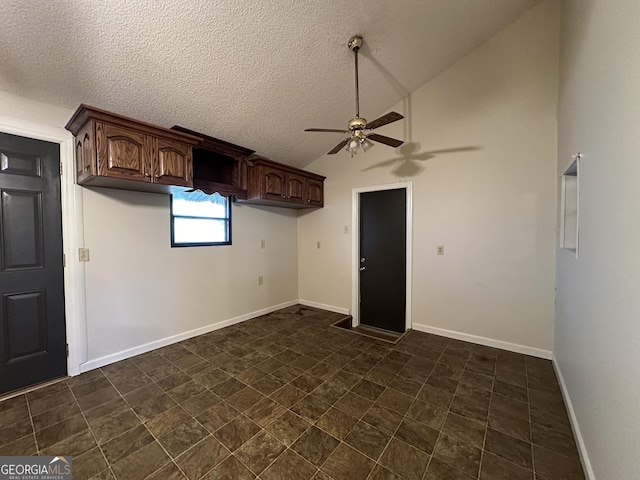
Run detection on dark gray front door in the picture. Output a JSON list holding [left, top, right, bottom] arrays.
[[0, 132, 66, 394], [359, 188, 406, 333]]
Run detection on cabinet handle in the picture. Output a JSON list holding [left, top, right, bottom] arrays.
[[144, 173, 151, 178], [307, 199, 310, 203], [84, 165, 91, 171], [282, 195, 286, 199]]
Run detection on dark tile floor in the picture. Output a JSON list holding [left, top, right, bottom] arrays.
[[0, 306, 585, 480]]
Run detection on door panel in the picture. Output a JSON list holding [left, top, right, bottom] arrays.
[[359, 188, 406, 333], [4, 290, 47, 362], [286, 172, 305, 204], [155, 137, 192, 187], [0, 150, 42, 177], [1, 190, 44, 270], [305, 178, 324, 207], [76, 123, 95, 183], [262, 167, 286, 201], [96, 122, 148, 181], [0, 132, 66, 394]]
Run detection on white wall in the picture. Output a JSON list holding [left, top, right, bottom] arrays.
[[83, 191, 298, 361], [0, 91, 300, 368], [298, 0, 559, 355], [556, 1, 640, 478], [0, 91, 72, 128]]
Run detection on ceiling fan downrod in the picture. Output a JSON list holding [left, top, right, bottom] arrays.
[[348, 36, 363, 118]]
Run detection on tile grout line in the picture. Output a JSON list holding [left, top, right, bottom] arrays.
[[23, 394, 39, 456], [123, 353, 230, 480], [369, 336, 436, 480], [525, 360, 537, 480], [100, 361, 203, 480], [424, 340, 474, 479], [478, 360, 495, 480], [267, 338, 397, 479], [66, 376, 117, 480]]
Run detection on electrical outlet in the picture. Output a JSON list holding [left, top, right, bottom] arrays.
[[260, 239, 266, 249], [257, 275, 264, 285], [437, 245, 445, 256], [78, 248, 90, 262]]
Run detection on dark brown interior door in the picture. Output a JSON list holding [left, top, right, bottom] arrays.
[[359, 188, 406, 333], [0, 132, 66, 395]]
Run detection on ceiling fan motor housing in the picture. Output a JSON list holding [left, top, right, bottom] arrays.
[[348, 117, 367, 132]]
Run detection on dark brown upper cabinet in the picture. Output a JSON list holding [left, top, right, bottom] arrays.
[[242, 157, 325, 209], [171, 126, 255, 200], [66, 105, 201, 194]]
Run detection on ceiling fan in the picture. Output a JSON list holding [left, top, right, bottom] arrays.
[[305, 36, 405, 156]]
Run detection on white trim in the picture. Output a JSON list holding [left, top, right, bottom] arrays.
[[412, 322, 552, 359], [80, 300, 298, 372], [0, 116, 88, 377], [298, 299, 350, 315], [552, 355, 596, 480], [351, 182, 413, 331]]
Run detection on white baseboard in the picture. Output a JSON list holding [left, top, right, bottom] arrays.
[[79, 300, 298, 373], [412, 323, 552, 359], [552, 355, 596, 480], [298, 299, 350, 316]]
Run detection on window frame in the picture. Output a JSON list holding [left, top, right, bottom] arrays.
[[170, 191, 232, 247]]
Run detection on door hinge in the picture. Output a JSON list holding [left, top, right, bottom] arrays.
[[60, 161, 63, 176], [66, 344, 69, 357], [63, 253, 66, 268]]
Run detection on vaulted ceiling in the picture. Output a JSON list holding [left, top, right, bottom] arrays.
[[1, 0, 538, 167]]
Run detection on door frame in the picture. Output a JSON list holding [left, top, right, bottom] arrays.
[[0, 114, 87, 377], [351, 182, 412, 331]]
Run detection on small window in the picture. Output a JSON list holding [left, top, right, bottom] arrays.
[[171, 191, 231, 246]]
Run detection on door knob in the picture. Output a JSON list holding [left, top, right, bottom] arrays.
[[360, 266, 366, 271]]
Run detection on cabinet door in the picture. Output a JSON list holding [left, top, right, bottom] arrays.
[[286, 172, 306, 205], [96, 122, 150, 181], [261, 166, 287, 201], [305, 177, 324, 207], [154, 137, 192, 187], [75, 122, 95, 183]]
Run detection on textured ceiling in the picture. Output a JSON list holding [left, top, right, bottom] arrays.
[[1, 0, 538, 168]]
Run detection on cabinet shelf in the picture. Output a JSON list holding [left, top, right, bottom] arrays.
[[172, 126, 254, 200]]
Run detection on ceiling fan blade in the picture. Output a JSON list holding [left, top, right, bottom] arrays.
[[366, 111, 404, 130], [368, 134, 404, 148], [305, 128, 349, 133], [328, 138, 350, 154]]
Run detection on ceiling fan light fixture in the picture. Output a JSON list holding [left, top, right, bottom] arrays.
[[346, 138, 360, 157], [345, 135, 374, 156], [361, 137, 374, 152]]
